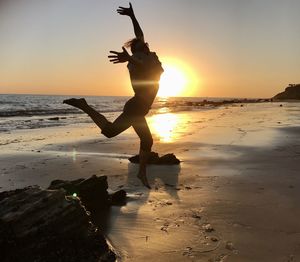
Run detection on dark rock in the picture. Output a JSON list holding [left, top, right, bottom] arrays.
[[157, 153, 180, 165], [0, 186, 116, 262], [48, 117, 59, 121], [273, 84, 300, 100], [129, 152, 180, 165], [128, 155, 139, 163], [48, 175, 127, 211], [48, 177, 85, 192], [128, 151, 160, 164], [48, 175, 110, 212], [109, 190, 127, 206]]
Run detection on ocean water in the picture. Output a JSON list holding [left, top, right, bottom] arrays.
[[0, 94, 232, 132]]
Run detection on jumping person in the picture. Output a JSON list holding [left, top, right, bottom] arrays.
[[63, 3, 163, 188]]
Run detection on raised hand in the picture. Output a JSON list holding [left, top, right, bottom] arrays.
[[117, 2, 134, 17], [108, 47, 130, 64]]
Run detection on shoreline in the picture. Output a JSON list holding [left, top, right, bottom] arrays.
[[0, 94, 286, 133]]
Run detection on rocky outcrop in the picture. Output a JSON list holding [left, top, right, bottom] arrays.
[[273, 84, 300, 100], [48, 175, 109, 212], [0, 175, 127, 262], [0, 186, 116, 262], [48, 175, 126, 211], [129, 152, 180, 165]]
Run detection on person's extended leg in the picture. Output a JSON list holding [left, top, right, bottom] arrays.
[[132, 116, 153, 189], [63, 98, 109, 130], [64, 98, 133, 138]]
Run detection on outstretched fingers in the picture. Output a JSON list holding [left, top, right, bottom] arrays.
[[110, 60, 121, 64], [117, 7, 125, 12], [108, 56, 121, 64], [117, 3, 133, 16], [108, 48, 129, 64], [108, 52, 119, 63], [117, 7, 127, 15], [109, 51, 120, 55], [108, 51, 119, 61]]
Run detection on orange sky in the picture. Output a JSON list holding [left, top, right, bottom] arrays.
[[0, 0, 299, 98]]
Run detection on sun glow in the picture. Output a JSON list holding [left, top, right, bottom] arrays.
[[149, 113, 179, 142], [158, 58, 199, 97], [158, 65, 187, 97]]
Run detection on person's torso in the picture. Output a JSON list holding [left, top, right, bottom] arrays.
[[127, 51, 164, 105]]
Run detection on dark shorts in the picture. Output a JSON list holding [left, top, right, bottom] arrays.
[[123, 96, 150, 116], [101, 96, 153, 151]]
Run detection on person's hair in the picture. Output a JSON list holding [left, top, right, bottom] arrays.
[[124, 38, 149, 53]]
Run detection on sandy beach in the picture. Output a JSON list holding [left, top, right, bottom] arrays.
[[1, 102, 300, 261]]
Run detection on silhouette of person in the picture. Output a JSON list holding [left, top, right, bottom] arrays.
[[63, 3, 164, 188]]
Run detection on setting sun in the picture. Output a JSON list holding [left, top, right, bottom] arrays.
[[158, 65, 187, 97], [158, 58, 199, 97]]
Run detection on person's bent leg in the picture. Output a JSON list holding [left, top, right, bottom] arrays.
[[132, 117, 153, 189], [101, 112, 132, 138], [63, 98, 109, 130]]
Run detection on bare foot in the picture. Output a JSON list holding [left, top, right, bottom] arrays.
[[63, 98, 88, 110], [137, 173, 151, 189]]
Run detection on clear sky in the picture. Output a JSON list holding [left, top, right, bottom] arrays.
[[0, 0, 299, 98]]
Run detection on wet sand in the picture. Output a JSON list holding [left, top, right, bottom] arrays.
[[1, 102, 300, 261]]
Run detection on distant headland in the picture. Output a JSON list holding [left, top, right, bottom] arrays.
[[273, 84, 300, 100]]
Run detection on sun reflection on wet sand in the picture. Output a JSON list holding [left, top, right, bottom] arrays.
[[148, 113, 182, 143]]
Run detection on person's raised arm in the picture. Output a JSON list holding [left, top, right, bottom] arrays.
[[117, 3, 144, 42]]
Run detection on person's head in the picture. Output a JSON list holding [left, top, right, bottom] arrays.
[[125, 38, 150, 54]]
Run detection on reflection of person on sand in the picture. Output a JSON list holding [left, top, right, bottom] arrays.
[[63, 3, 163, 189]]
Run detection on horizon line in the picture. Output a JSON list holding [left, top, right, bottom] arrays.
[[0, 92, 270, 100]]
